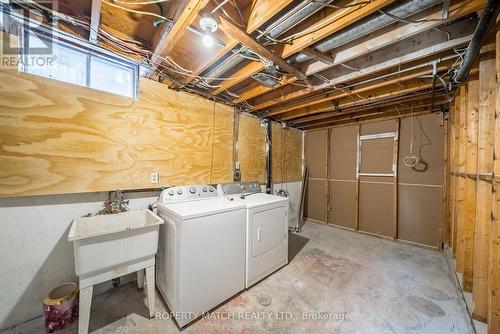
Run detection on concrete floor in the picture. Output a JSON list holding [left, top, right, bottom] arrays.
[[3, 222, 473, 334]]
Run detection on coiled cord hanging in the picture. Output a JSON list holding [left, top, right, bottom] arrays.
[[403, 105, 420, 168]]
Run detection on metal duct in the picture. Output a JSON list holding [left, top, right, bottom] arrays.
[[289, 0, 442, 64], [453, 0, 500, 84], [205, 0, 333, 82]]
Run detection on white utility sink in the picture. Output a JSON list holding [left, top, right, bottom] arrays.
[[68, 209, 163, 334]]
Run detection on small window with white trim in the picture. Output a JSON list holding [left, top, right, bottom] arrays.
[[20, 30, 138, 99]]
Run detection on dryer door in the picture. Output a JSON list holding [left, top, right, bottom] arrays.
[[252, 205, 287, 256]]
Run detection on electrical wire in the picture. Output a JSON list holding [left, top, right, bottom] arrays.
[[377, 9, 451, 40], [311, 0, 372, 9], [14, 1, 152, 58], [274, 0, 370, 44], [111, 0, 170, 5], [102, 0, 173, 23]]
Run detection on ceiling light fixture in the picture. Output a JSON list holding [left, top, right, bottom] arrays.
[[200, 16, 217, 48]]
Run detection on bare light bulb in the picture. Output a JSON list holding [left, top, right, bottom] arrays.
[[202, 33, 213, 47]]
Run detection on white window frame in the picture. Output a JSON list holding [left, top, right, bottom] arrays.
[[19, 26, 139, 100]]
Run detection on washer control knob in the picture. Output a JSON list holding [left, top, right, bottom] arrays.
[[177, 188, 183, 195], [189, 187, 196, 194], [168, 190, 174, 196], [209, 187, 214, 192], [202, 187, 207, 192]]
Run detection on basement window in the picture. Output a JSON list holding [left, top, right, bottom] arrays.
[[20, 30, 138, 99]]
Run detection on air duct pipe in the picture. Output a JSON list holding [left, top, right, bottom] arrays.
[[453, 0, 500, 84]]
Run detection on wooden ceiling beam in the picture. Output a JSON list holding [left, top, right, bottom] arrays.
[[246, 0, 295, 34], [301, 47, 335, 65], [289, 81, 438, 124], [268, 64, 450, 116], [250, 32, 473, 111], [237, 0, 484, 104], [212, 0, 397, 95], [180, 0, 294, 86], [146, 0, 211, 78], [89, 0, 102, 43], [218, 16, 312, 88], [300, 100, 448, 129]]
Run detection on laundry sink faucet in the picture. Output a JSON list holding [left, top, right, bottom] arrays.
[[100, 189, 129, 214]]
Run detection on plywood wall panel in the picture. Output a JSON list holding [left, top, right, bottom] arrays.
[[329, 180, 356, 229], [398, 113, 443, 185], [304, 129, 327, 179], [358, 177, 393, 237], [305, 179, 326, 222], [238, 114, 265, 183], [0, 70, 235, 196], [398, 184, 442, 248], [330, 125, 357, 180], [272, 123, 302, 182]]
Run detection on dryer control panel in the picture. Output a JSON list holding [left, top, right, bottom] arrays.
[[217, 182, 262, 196], [159, 185, 217, 203]]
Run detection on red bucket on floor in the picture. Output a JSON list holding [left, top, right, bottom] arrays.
[[43, 282, 79, 333]]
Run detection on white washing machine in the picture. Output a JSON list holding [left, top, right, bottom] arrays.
[[156, 185, 246, 327], [218, 182, 289, 288]]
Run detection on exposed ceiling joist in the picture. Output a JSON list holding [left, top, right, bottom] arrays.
[[246, 0, 295, 34], [236, 0, 484, 104], [251, 32, 473, 111], [301, 101, 447, 129], [297, 91, 446, 127], [89, 0, 102, 43], [218, 16, 313, 88], [288, 80, 437, 124], [180, 0, 294, 86], [146, 0, 211, 78], [212, 0, 397, 95], [269, 64, 450, 116], [300, 47, 335, 65]]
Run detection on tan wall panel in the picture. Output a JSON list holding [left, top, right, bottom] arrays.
[[0, 70, 234, 196], [238, 114, 265, 183], [330, 125, 357, 180], [358, 177, 393, 237], [398, 184, 442, 248], [359, 137, 394, 174], [272, 123, 302, 182], [360, 119, 396, 135], [398, 113, 443, 185], [305, 179, 326, 222], [329, 180, 356, 229], [304, 129, 327, 178]]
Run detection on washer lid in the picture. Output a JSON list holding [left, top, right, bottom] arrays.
[[158, 197, 245, 220], [225, 193, 288, 209]]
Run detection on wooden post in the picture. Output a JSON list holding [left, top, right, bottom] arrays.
[[463, 73, 479, 292], [443, 114, 448, 247], [488, 29, 500, 334], [326, 128, 332, 223], [472, 45, 496, 323], [449, 101, 457, 252], [456, 85, 468, 274], [355, 124, 361, 231], [393, 118, 400, 240]]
